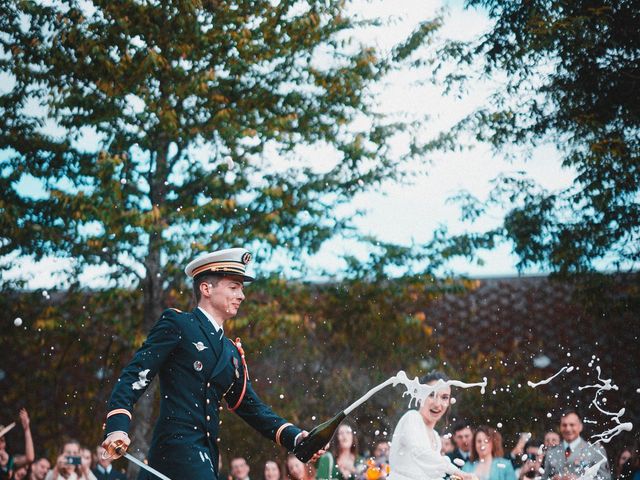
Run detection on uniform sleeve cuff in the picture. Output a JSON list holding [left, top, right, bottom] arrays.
[[279, 424, 303, 451], [104, 410, 132, 438]]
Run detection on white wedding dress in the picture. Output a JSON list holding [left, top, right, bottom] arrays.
[[388, 409, 463, 480]]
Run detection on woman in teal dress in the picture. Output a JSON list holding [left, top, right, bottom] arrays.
[[316, 423, 365, 480], [462, 426, 516, 480]]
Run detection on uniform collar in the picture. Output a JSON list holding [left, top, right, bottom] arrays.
[[563, 437, 582, 451], [97, 464, 112, 474], [198, 306, 223, 333]]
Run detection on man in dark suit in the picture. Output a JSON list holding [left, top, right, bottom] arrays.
[[447, 423, 473, 467], [542, 409, 610, 480], [101, 248, 322, 479], [93, 446, 127, 480]]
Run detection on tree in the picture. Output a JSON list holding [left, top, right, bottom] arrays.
[[0, 0, 442, 466], [433, 0, 640, 275], [0, 287, 142, 461], [3, 272, 638, 463], [0, 272, 445, 464]]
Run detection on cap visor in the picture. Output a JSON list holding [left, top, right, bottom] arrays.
[[194, 271, 254, 283]]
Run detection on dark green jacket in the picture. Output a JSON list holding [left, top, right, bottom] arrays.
[[105, 308, 301, 479]]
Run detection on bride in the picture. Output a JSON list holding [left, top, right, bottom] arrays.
[[388, 371, 477, 480]]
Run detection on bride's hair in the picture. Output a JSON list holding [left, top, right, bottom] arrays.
[[420, 370, 449, 384]]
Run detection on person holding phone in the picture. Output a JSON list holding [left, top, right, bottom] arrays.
[[509, 433, 532, 469], [45, 440, 96, 480], [518, 453, 543, 480], [0, 408, 35, 480]]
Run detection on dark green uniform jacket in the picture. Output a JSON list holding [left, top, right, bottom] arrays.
[[104, 308, 301, 480]]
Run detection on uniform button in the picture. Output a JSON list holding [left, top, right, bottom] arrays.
[[219, 406, 223, 411], [206, 415, 211, 421], [207, 382, 210, 388], [207, 432, 210, 437], [206, 399, 210, 404]]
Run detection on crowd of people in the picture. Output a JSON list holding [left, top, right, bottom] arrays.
[[217, 408, 637, 480], [0, 409, 127, 480], [77, 248, 637, 480], [1, 405, 639, 480], [439, 410, 633, 480], [1, 406, 635, 480], [197, 408, 639, 480]]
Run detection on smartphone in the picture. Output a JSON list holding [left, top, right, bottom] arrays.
[[66, 456, 81, 465]]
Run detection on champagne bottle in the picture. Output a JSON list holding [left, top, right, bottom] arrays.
[[293, 410, 346, 463], [293, 375, 398, 462]]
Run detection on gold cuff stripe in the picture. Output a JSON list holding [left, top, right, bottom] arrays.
[[194, 266, 246, 277], [275, 423, 293, 446], [106, 409, 132, 420], [192, 261, 246, 277]]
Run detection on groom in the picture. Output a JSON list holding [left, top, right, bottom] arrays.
[[101, 247, 322, 479]]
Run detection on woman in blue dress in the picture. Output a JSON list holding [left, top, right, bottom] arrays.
[[462, 426, 516, 480]]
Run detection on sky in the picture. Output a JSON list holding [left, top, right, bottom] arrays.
[[3, 0, 577, 289], [282, 0, 576, 279]]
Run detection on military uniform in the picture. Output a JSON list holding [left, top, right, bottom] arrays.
[[104, 248, 302, 480], [542, 439, 610, 480]]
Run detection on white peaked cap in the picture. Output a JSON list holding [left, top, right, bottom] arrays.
[[185, 247, 254, 282]]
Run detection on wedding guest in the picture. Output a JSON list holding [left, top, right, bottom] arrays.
[[462, 426, 516, 480]]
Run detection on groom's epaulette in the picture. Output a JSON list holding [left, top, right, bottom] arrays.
[[161, 307, 190, 320]]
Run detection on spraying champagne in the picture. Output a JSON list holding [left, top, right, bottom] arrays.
[[293, 377, 396, 462], [293, 371, 488, 463]]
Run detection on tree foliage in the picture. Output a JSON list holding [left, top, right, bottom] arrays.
[[0, 286, 141, 466], [434, 0, 640, 275], [0, 275, 444, 465], [0, 0, 442, 462], [0, 0, 417, 279], [4, 274, 637, 469]]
